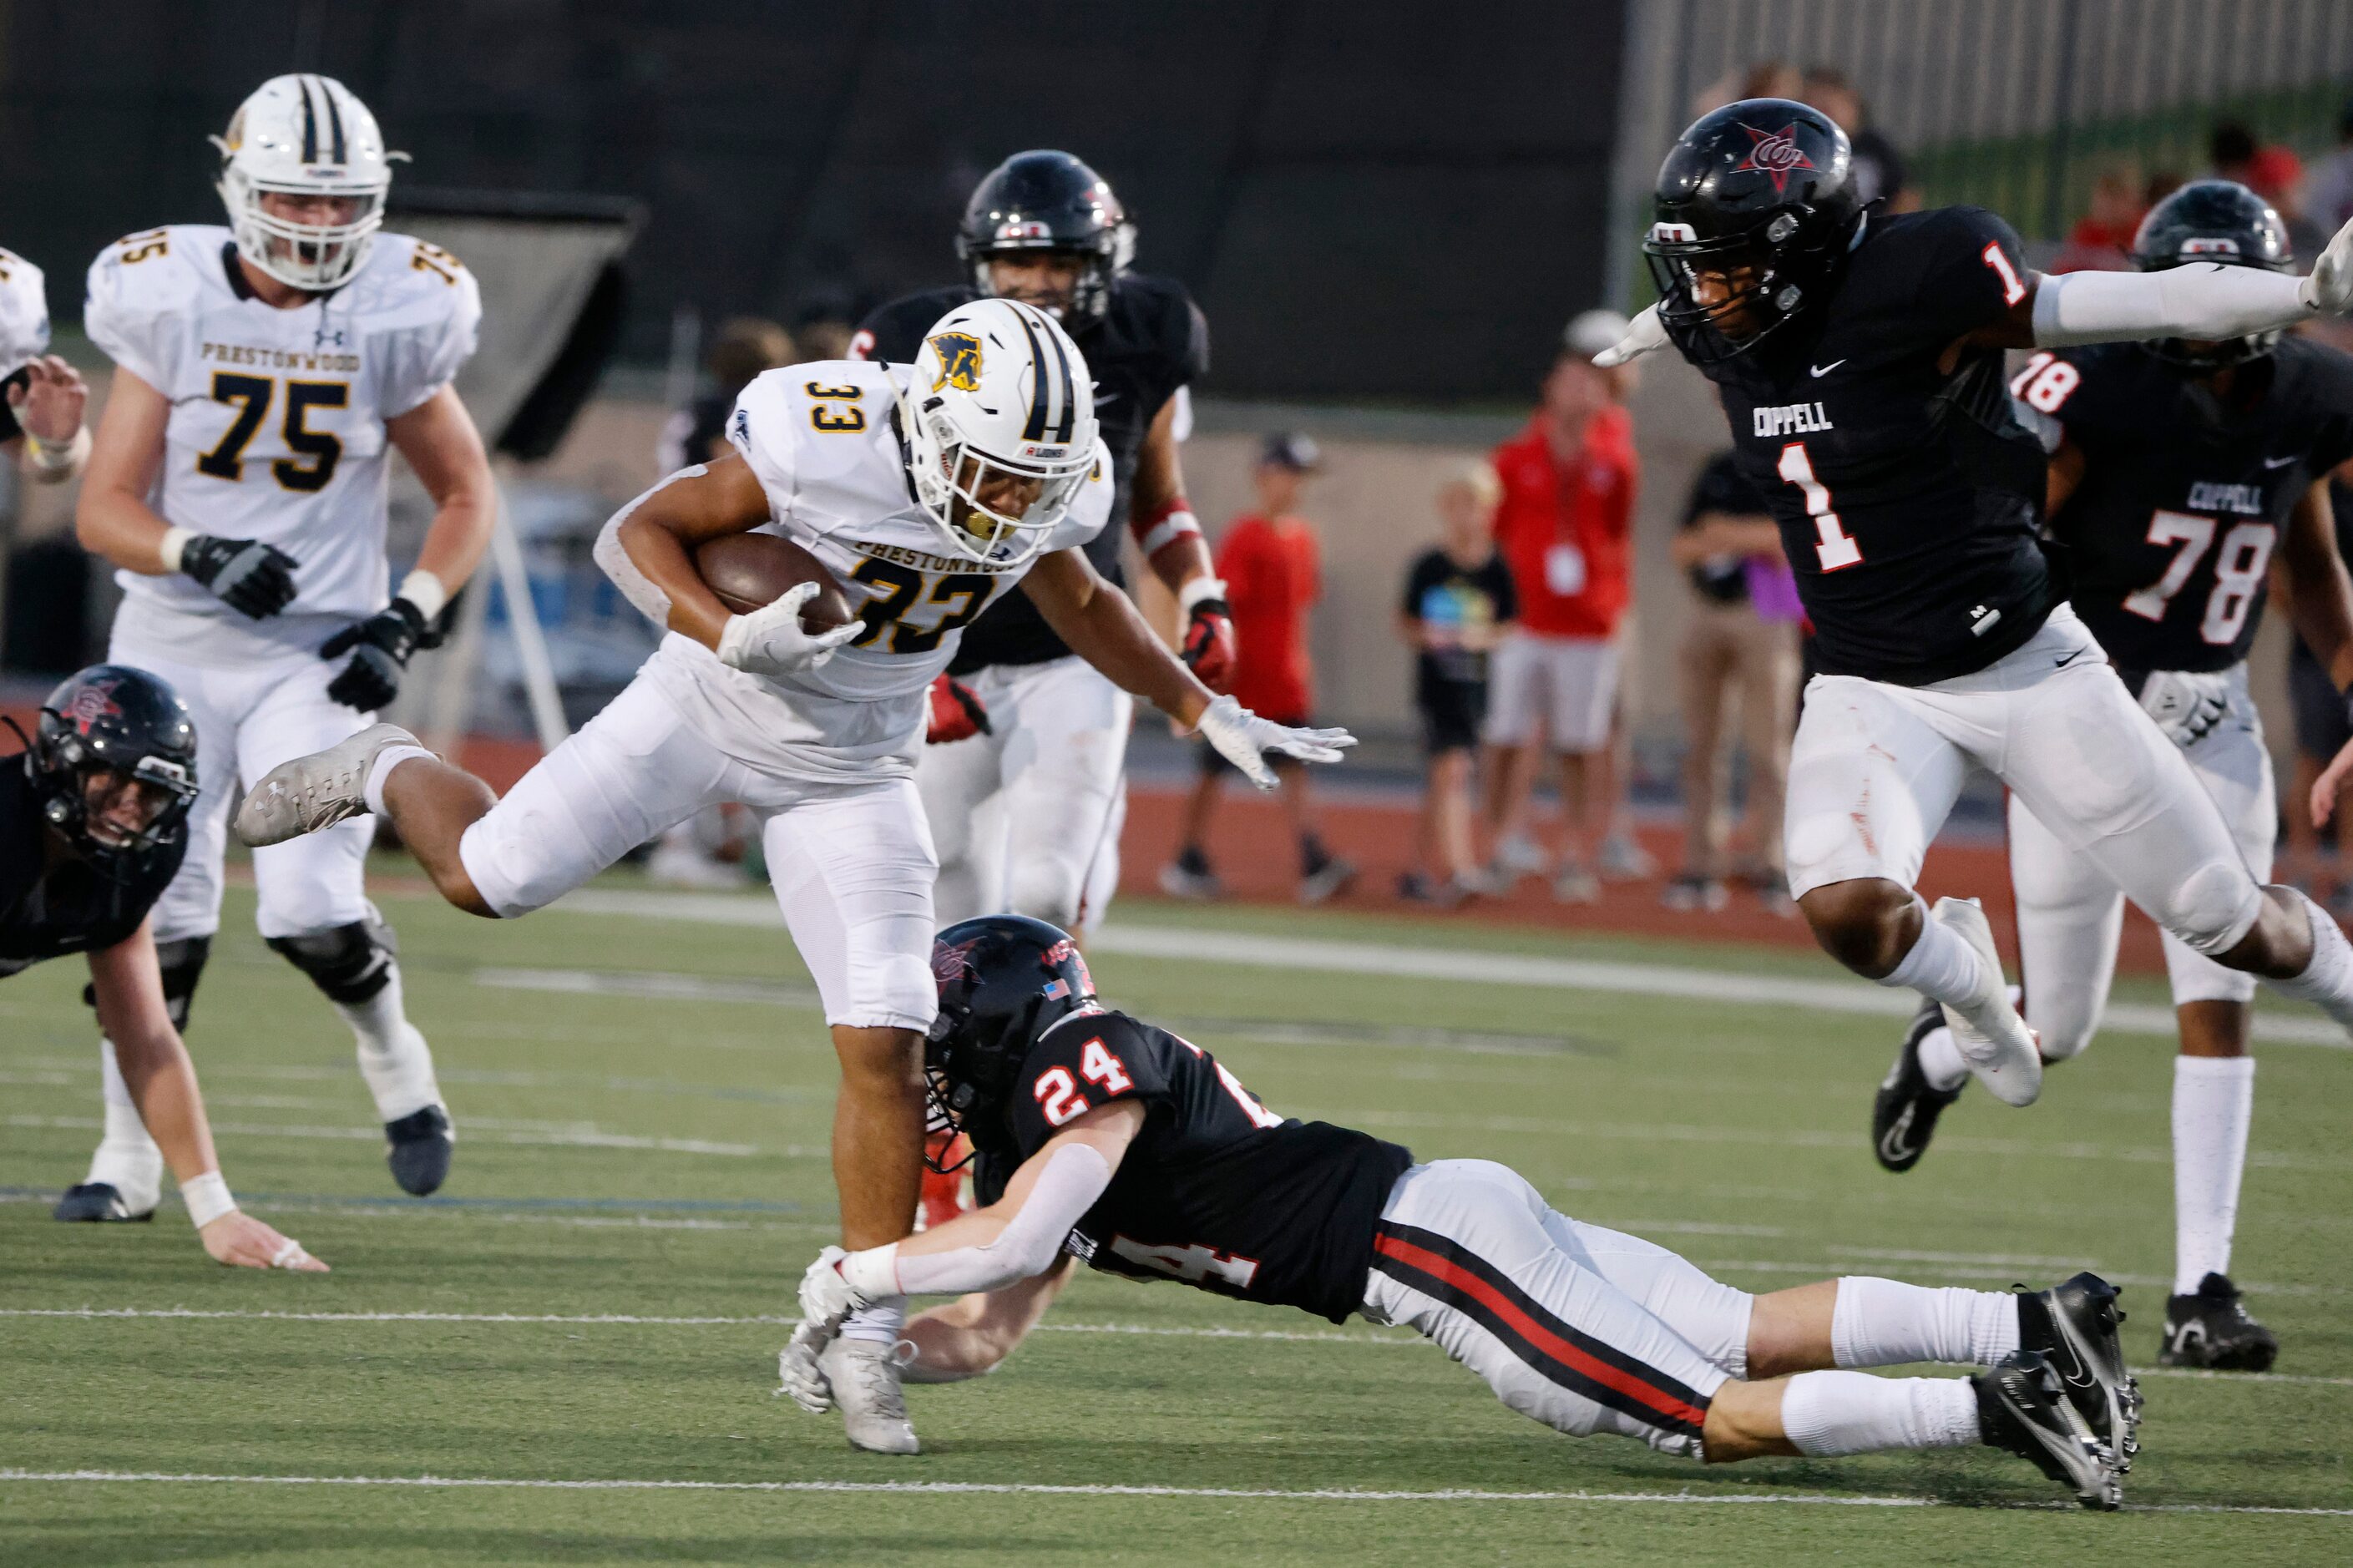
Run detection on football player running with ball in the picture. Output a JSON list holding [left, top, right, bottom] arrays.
[[1875, 183, 2353, 1373], [65, 74, 493, 1218], [783, 916, 2139, 1507], [1598, 100, 2353, 1110], [233, 298, 1350, 1451]]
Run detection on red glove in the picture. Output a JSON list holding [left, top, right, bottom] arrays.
[[1180, 579, 1237, 694], [924, 672, 991, 743]]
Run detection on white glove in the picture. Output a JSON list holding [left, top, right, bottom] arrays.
[[2138, 668, 2231, 748], [1196, 694, 1356, 790], [2302, 213, 2353, 316], [797, 1243, 866, 1328], [776, 1321, 836, 1414], [716, 582, 863, 680], [1591, 304, 1669, 368]]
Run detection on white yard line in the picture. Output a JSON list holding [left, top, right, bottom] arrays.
[[1, 1468, 2345, 1515], [546, 888, 2352, 1049], [4, 1307, 2347, 1389]]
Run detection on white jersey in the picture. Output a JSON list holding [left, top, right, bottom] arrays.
[[0, 245, 50, 383], [84, 224, 480, 660], [640, 359, 1111, 782]]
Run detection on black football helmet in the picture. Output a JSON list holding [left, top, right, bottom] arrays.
[[923, 914, 1100, 1165], [956, 150, 1135, 322], [1643, 99, 1865, 362], [2132, 180, 2295, 370], [14, 665, 199, 869]]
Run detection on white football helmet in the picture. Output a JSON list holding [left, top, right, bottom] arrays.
[[898, 297, 1101, 567], [211, 74, 401, 291]]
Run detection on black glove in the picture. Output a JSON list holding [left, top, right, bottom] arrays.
[[321, 598, 430, 711], [181, 534, 298, 619]]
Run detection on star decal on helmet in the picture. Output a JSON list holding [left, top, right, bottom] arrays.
[[1734, 122, 1814, 195], [63, 679, 124, 736]]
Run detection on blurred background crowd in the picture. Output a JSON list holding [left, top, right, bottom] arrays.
[[4, 0, 2352, 936]]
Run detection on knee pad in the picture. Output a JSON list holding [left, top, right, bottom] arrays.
[[2163, 861, 2263, 958], [266, 919, 397, 1005], [83, 934, 212, 1032]]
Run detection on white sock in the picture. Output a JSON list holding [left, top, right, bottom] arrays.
[[362, 744, 437, 817], [2266, 887, 2353, 1027], [1915, 1024, 1970, 1092], [2173, 1055, 2254, 1294], [840, 1297, 908, 1344], [1831, 1277, 2020, 1367], [83, 1038, 163, 1209], [337, 962, 443, 1122], [1779, 1370, 1981, 1455], [1880, 899, 1991, 1009]]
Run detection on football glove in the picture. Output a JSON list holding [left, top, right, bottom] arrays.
[[777, 1321, 837, 1414], [1180, 580, 1237, 694], [1591, 303, 1669, 368], [2138, 668, 2231, 749], [925, 673, 991, 744], [182, 535, 299, 620], [2304, 211, 2353, 316], [1196, 695, 1356, 790], [797, 1244, 864, 1328], [716, 582, 863, 680], [321, 597, 433, 712]]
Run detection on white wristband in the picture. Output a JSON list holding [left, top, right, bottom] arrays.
[[1137, 508, 1202, 557], [182, 1170, 237, 1229], [838, 1242, 901, 1302], [397, 569, 449, 623], [159, 526, 195, 574], [1179, 576, 1229, 615], [23, 423, 89, 474]]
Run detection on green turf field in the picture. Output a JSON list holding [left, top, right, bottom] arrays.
[[4, 876, 2350, 1564]]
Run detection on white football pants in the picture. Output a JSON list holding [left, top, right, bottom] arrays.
[[1784, 604, 2264, 961], [458, 674, 939, 1031], [916, 655, 1132, 934], [2010, 663, 2273, 1058], [1361, 1160, 1749, 1458], [109, 629, 376, 943]]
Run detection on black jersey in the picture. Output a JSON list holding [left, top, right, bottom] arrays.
[[973, 1009, 1414, 1324], [854, 275, 1209, 673], [2016, 338, 2353, 678], [1696, 206, 2053, 685], [0, 764, 183, 979]]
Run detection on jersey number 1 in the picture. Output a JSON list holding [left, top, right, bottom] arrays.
[[1778, 441, 1862, 571]]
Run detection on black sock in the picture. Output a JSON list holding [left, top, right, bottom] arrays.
[[1176, 844, 1212, 876], [1300, 834, 1331, 876]]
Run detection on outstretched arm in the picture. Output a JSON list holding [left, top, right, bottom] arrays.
[[899, 1258, 1080, 1382], [88, 923, 326, 1271]]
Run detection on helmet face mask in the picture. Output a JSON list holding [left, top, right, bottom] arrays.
[[899, 299, 1100, 568], [957, 150, 1135, 323], [2131, 180, 2295, 372], [213, 74, 397, 292], [1642, 100, 1863, 364]]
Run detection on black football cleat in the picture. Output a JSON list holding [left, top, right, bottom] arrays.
[[384, 1105, 454, 1196], [2016, 1272, 2142, 1466], [2160, 1272, 2279, 1372], [1974, 1348, 2123, 1510], [1872, 994, 1964, 1172], [52, 1182, 154, 1222]]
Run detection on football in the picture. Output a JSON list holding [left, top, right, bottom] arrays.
[[694, 533, 857, 629]]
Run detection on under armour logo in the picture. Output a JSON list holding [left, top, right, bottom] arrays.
[[313, 325, 348, 350]]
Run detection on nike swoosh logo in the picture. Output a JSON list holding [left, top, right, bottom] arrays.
[[1877, 1107, 1920, 1164], [2263, 454, 2297, 468], [2054, 649, 2087, 668], [1810, 359, 1847, 377]]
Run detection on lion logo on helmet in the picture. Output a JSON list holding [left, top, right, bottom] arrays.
[[928, 331, 984, 394]]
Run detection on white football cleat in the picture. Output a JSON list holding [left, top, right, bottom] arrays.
[[234, 723, 422, 847], [818, 1335, 919, 1454], [1930, 896, 2042, 1107]]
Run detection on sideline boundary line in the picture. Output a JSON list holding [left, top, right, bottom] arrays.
[[2, 1469, 2346, 1515]]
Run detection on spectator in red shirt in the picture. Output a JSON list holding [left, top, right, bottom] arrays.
[[1161, 434, 1354, 904], [1480, 331, 1639, 902]]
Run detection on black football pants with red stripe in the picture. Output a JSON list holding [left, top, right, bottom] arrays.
[[1361, 1159, 1753, 1457]]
